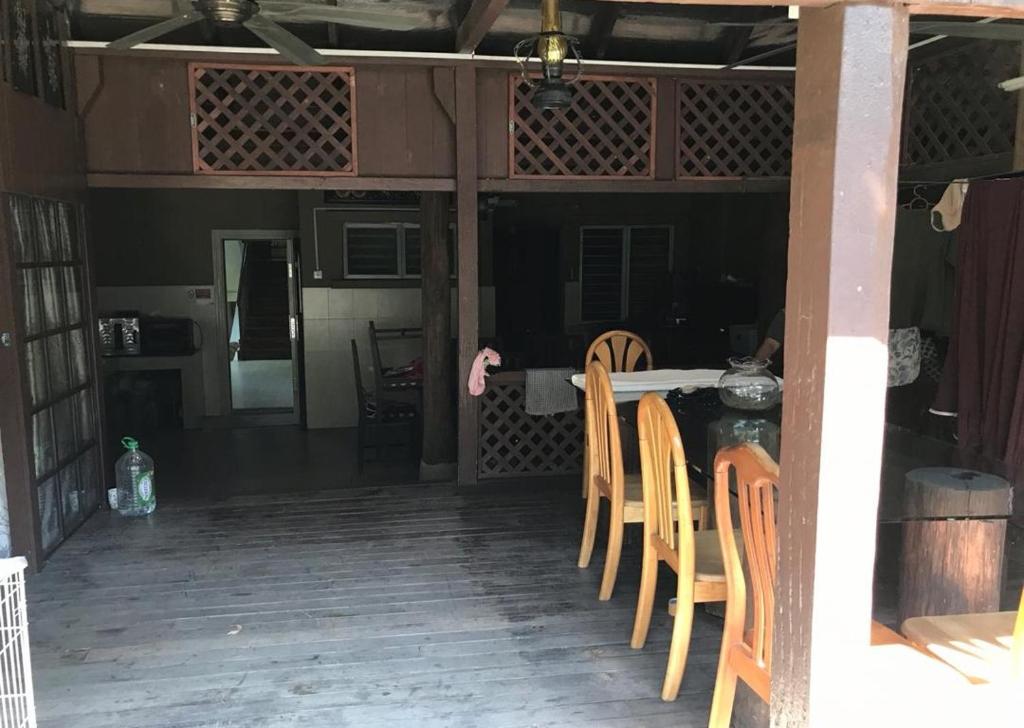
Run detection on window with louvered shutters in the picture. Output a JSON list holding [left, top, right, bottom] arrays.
[[579, 225, 673, 322], [344, 225, 400, 278], [580, 227, 626, 322], [628, 227, 673, 321]]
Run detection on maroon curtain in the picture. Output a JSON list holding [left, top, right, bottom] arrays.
[[935, 179, 1024, 518]]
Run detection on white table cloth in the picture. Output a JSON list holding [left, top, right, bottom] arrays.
[[570, 369, 726, 403]]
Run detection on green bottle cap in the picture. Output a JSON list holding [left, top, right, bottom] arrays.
[[121, 437, 139, 451]]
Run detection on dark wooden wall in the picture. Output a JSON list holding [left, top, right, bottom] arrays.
[[73, 47, 1015, 190], [75, 55, 457, 180]]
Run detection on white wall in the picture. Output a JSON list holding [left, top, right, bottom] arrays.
[[303, 286, 496, 428]]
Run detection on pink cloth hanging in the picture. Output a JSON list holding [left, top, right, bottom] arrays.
[[468, 348, 501, 396]]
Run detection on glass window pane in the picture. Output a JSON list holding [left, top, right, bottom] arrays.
[[404, 226, 421, 276], [62, 267, 81, 325], [75, 388, 95, 445], [52, 396, 77, 461], [46, 334, 69, 397], [9, 195, 35, 263], [78, 446, 100, 514], [59, 461, 81, 529], [25, 339, 48, 407], [19, 269, 42, 336], [38, 477, 61, 551], [68, 327, 89, 386], [40, 266, 64, 330], [55, 203, 75, 261], [33, 410, 55, 478], [32, 199, 54, 263], [345, 226, 400, 277]]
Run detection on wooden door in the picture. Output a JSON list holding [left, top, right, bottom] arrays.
[[2, 195, 103, 560]]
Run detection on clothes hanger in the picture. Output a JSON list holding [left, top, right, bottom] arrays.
[[901, 184, 930, 210]]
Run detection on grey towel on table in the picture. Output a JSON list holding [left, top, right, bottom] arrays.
[[525, 368, 579, 416]]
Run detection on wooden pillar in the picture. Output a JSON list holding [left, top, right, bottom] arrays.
[[772, 4, 908, 726], [455, 65, 480, 486], [419, 191, 456, 480], [1014, 45, 1024, 169]]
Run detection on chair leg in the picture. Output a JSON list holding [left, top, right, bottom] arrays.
[[661, 594, 695, 701], [357, 424, 365, 473], [630, 531, 659, 649], [695, 504, 708, 532], [578, 486, 600, 569], [581, 445, 590, 499], [708, 603, 743, 727], [598, 509, 624, 601], [707, 657, 739, 728]]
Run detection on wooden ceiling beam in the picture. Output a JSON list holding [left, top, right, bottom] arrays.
[[587, 0, 1024, 20], [455, 0, 511, 54], [587, 6, 620, 60]]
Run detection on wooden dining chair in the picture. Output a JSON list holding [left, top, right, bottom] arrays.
[[578, 362, 708, 601], [901, 586, 1024, 684], [631, 393, 731, 702], [581, 330, 653, 497], [706, 444, 923, 726], [578, 360, 640, 601], [585, 329, 654, 374], [707, 443, 780, 727]]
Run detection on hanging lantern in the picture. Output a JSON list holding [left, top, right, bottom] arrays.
[[513, 0, 582, 111]]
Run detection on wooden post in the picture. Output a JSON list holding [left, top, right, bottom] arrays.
[[455, 65, 480, 486], [772, 4, 908, 726], [419, 191, 456, 480], [1014, 45, 1024, 169]]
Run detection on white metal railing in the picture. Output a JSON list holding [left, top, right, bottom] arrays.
[[0, 558, 35, 728]]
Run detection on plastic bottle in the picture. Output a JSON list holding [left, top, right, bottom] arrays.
[[115, 437, 156, 516]]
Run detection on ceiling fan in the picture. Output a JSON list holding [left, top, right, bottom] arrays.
[[107, 0, 422, 66]]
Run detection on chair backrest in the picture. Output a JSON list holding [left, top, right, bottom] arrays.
[[637, 393, 696, 558], [585, 330, 653, 373], [351, 339, 368, 417], [585, 360, 624, 502], [714, 443, 781, 672]]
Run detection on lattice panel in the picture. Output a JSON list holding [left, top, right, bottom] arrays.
[[478, 378, 584, 479], [903, 44, 1017, 167], [510, 75, 656, 178], [676, 78, 794, 177], [190, 63, 357, 175]]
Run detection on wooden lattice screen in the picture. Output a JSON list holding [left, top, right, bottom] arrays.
[[903, 44, 1018, 167], [478, 373, 584, 479], [676, 77, 794, 178], [509, 75, 656, 178], [189, 63, 357, 175]]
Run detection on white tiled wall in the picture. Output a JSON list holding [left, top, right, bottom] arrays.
[[303, 286, 496, 428]]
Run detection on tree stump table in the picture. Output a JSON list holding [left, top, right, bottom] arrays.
[[898, 467, 1012, 625]]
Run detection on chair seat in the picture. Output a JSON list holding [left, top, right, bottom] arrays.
[[622, 474, 710, 523], [902, 611, 1018, 684]]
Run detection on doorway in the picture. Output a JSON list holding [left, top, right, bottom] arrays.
[[493, 221, 564, 367], [213, 231, 302, 426]]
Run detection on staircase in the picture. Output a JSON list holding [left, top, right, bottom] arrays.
[[238, 242, 291, 361]]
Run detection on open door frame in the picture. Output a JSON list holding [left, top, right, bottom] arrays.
[[211, 229, 303, 427]]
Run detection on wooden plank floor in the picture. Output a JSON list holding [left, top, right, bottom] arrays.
[[27, 481, 718, 727]]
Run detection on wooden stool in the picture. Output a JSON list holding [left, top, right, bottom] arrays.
[[898, 467, 1012, 624]]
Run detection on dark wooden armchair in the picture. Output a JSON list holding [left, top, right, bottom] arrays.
[[351, 339, 418, 472]]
